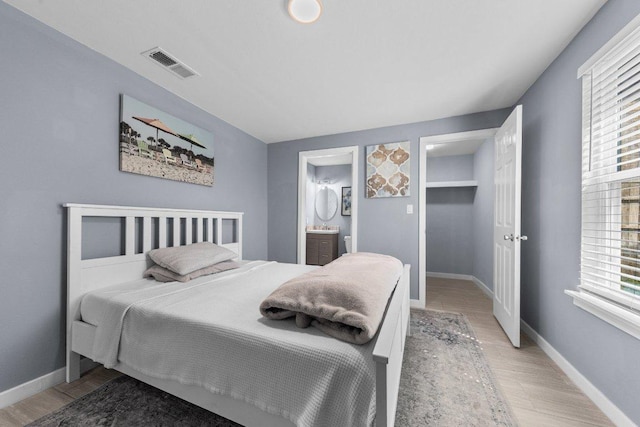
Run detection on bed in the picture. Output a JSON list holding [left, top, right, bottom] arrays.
[[65, 203, 411, 427]]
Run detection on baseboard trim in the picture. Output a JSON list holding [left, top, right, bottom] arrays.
[[0, 359, 98, 409], [426, 271, 474, 281], [471, 276, 493, 298], [410, 299, 425, 309], [520, 321, 634, 427]]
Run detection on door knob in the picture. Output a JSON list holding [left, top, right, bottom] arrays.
[[503, 234, 514, 241], [516, 235, 528, 241]]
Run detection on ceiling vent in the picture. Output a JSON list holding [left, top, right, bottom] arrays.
[[141, 47, 199, 79]]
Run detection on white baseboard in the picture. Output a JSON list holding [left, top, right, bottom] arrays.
[[471, 276, 493, 298], [426, 271, 474, 281], [520, 321, 634, 427], [410, 298, 425, 309], [0, 359, 98, 409]]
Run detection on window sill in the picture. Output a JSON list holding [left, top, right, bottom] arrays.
[[565, 289, 640, 340]]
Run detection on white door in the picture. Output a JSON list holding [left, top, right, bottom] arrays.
[[493, 105, 525, 348]]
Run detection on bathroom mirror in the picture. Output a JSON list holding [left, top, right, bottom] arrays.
[[315, 187, 338, 221]]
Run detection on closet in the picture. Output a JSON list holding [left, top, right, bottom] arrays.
[[425, 138, 494, 288]]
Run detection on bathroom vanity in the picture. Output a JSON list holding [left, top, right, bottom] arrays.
[[306, 230, 339, 266]]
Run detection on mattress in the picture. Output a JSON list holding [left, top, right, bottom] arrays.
[[79, 260, 377, 427]]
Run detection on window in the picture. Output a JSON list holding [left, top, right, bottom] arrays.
[[567, 15, 640, 340]]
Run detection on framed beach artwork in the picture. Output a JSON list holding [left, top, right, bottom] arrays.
[[365, 141, 410, 198], [119, 95, 214, 186], [341, 186, 352, 216]]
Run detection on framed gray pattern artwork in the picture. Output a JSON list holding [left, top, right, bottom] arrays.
[[365, 141, 410, 198]]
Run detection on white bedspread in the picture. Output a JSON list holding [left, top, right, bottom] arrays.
[[80, 261, 377, 427]]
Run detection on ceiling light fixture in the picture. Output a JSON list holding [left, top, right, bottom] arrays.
[[288, 0, 323, 24]]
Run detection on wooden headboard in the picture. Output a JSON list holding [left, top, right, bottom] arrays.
[[64, 203, 243, 379]]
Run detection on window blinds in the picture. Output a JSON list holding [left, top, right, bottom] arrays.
[[581, 23, 640, 307]]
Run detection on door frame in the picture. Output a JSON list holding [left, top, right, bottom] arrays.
[[297, 146, 359, 265], [418, 128, 499, 308]]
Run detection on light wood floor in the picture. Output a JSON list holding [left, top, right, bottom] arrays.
[[0, 367, 122, 426], [0, 277, 614, 426], [426, 277, 613, 427]]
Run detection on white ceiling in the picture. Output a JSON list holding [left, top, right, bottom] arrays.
[[4, 0, 606, 143], [427, 138, 488, 158], [309, 153, 352, 167]]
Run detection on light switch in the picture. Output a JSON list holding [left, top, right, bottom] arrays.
[[406, 204, 413, 214]]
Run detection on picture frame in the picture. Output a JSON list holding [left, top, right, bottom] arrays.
[[119, 94, 215, 186], [365, 141, 410, 198], [341, 186, 352, 216]]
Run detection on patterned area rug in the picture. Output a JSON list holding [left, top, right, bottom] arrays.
[[29, 310, 515, 426], [395, 309, 515, 426]]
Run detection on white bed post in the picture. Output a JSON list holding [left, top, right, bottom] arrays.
[[66, 205, 82, 382]]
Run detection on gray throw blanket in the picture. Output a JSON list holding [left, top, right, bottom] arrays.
[[260, 252, 403, 344]]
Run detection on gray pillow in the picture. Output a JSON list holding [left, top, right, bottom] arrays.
[[144, 260, 240, 283], [148, 242, 237, 275]]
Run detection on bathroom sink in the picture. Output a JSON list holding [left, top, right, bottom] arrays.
[[306, 225, 339, 234], [306, 229, 340, 234]]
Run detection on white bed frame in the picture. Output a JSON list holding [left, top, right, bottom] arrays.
[[65, 203, 410, 427]]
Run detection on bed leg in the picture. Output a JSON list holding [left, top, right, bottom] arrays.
[[66, 351, 80, 383]]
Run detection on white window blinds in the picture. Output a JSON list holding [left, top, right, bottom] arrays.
[[580, 22, 640, 313]]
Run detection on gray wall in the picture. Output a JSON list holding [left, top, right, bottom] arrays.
[[426, 155, 475, 275], [268, 109, 511, 300], [424, 143, 494, 283], [313, 165, 352, 256], [518, 0, 640, 422], [426, 155, 474, 181], [0, 4, 268, 394], [472, 140, 494, 289]]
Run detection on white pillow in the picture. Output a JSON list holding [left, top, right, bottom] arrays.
[[144, 260, 240, 283], [148, 242, 237, 275]]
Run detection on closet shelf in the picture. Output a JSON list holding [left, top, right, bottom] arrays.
[[425, 180, 478, 188]]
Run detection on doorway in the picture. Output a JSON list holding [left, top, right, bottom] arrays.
[[418, 129, 498, 309], [419, 106, 524, 347], [297, 146, 359, 265]]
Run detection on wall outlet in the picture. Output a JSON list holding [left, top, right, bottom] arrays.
[[406, 204, 413, 214]]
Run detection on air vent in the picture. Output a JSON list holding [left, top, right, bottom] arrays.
[[141, 47, 199, 79], [149, 50, 177, 67]]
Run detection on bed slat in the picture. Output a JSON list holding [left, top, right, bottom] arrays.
[[142, 217, 152, 253], [125, 216, 135, 256], [216, 219, 223, 245], [185, 218, 193, 245], [172, 217, 180, 247], [159, 218, 167, 249], [207, 218, 214, 243]]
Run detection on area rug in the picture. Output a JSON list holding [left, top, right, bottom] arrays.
[[29, 310, 515, 427], [395, 309, 516, 426]]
